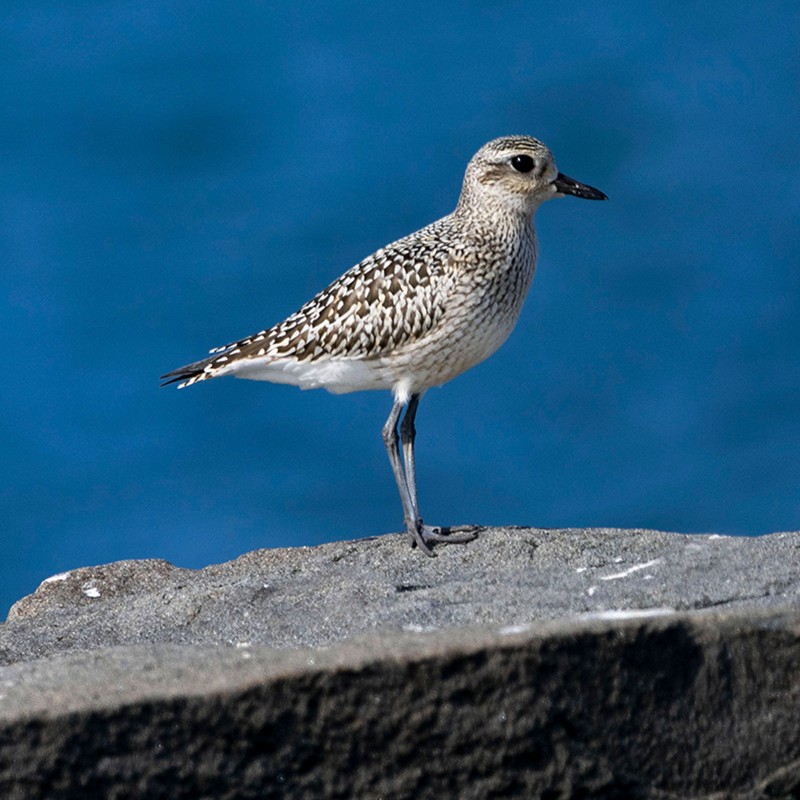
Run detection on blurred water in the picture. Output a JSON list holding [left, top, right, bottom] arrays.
[[2, 1, 799, 615]]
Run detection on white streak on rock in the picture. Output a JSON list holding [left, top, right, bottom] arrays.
[[499, 624, 531, 636], [600, 559, 661, 581], [581, 608, 675, 621], [43, 572, 70, 584]]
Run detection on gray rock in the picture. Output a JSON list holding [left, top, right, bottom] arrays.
[[1, 527, 799, 798]]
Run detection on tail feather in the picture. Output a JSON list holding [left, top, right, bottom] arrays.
[[162, 328, 272, 388], [160, 354, 223, 388]]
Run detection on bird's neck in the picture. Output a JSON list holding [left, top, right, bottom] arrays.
[[453, 193, 537, 238], [454, 175, 543, 227]]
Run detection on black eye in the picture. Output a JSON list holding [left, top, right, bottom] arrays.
[[511, 154, 535, 173]]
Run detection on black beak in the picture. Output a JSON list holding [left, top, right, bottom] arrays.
[[553, 172, 607, 201]]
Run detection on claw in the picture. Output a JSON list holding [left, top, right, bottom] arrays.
[[407, 522, 479, 556]]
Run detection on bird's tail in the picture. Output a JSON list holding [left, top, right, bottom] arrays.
[[160, 354, 222, 388]]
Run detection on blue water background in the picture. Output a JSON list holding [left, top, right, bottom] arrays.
[[2, 2, 799, 615]]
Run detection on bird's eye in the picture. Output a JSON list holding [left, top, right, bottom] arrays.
[[510, 154, 535, 173]]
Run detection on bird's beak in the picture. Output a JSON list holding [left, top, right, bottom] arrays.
[[553, 172, 607, 201]]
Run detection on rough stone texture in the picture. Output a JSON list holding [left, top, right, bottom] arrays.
[[1, 527, 800, 798]]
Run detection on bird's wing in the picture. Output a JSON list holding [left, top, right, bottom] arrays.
[[261, 232, 451, 362], [161, 224, 454, 387]]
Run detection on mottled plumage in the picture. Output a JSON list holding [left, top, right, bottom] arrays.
[[163, 135, 606, 554]]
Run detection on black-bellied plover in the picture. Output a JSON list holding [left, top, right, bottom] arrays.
[[162, 136, 606, 555]]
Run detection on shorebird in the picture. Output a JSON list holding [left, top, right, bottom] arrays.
[[162, 135, 606, 555]]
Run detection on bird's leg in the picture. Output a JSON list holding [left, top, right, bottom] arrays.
[[399, 394, 479, 553], [399, 393, 422, 526], [382, 398, 434, 555]]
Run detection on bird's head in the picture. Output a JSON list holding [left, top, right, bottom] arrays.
[[458, 135, 607, 218]]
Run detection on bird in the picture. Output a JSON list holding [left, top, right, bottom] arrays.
[[162, 135, 607, 556]]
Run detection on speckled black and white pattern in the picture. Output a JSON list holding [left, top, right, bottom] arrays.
[[162, 136, 602, 403]]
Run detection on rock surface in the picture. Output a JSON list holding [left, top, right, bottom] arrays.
[[1, 527, 800, 799]]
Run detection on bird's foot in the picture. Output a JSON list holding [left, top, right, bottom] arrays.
[[406, 521, 480, 557]]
